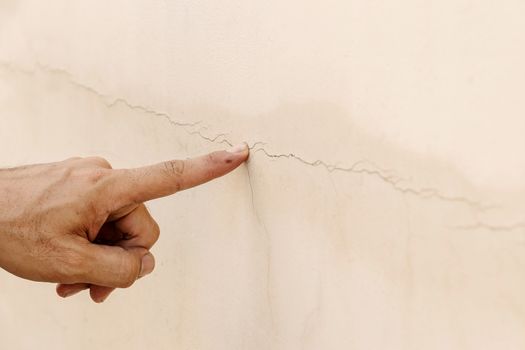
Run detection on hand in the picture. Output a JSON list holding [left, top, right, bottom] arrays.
[[0, 143, 249, 302]]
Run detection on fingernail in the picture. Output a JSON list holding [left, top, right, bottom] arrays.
[[227, 143, 248, 154], [139, 253, 155, 277]]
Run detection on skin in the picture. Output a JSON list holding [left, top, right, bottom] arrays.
[[0, 143, 249, 303]]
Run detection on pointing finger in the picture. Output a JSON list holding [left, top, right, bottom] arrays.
[[111, 143, 248, 205]]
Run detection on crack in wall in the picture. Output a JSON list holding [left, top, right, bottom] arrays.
[[246, 165, 276, 330], [0, 61, 490, 211], [251, 148, 486, 209]]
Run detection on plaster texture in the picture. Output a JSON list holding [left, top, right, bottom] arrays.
[[1, 1, 525, 349]]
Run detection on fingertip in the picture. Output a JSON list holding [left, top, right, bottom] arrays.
[[56, 284, 67, 298], [92, 296, 105, 304], [226, 142, 249, 155], [224, 142, 250, 165], [241, 143, 251, 161], [90, 288, 108, 303]]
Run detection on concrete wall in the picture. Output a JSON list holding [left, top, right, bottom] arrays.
[[1, 1, 525, 349]]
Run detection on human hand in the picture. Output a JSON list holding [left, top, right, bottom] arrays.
[[0, 143, 249, 302]]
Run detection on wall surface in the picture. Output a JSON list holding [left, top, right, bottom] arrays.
[[2, 1, 525, 349]]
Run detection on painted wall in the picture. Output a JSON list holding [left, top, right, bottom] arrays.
[[1, 1, 525, 349]]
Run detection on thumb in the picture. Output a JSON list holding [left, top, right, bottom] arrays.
[[79, 245, 155, 288]]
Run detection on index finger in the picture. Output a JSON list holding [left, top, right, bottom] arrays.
[[110, 143, 249, 205]]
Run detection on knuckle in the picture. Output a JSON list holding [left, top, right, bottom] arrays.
[[163, 160, 185, 177], [117, 272, 137, 288], [86, 157, 112, 169], [151, 221, 160, 244], [206, 153, 218, 165], [161, 160, 185, 191], [117, 277, 135, 289], [116, 255, 139, 288]]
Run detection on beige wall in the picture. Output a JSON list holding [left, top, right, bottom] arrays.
[[1, 1, 525, 349]]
